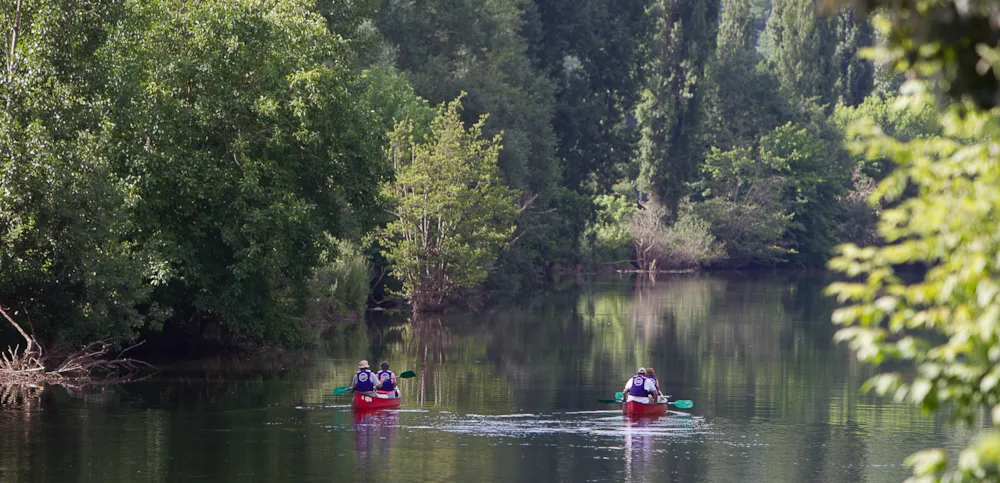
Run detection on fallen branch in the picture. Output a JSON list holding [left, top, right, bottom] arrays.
[[0, 304, 156, 396]]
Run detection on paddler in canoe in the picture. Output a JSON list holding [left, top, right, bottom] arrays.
[[645, 367, 666, 402], [622, 367, 658, 404], [376, 361, 400, 398], [350, 360, 379, 397]]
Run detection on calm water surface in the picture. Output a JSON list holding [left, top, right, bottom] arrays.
[[0, 273, 977, 482]]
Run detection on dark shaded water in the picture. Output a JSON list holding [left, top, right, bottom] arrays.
[[0, 273, 974, 482]]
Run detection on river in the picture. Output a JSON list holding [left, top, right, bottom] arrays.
[[0, 273, 977, 482]]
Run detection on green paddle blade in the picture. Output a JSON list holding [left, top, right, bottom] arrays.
[[669, 400, 694, 409], [614, 391, 623, 401], [333, 386, 351, 396], [597, 398, 621, 404], [398, 370, 416, 378]]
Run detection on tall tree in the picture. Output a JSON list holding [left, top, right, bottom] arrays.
[[832, 9, 874, 106], [522, 0, 646, 192], [375, 0, 587, 290], [635, 0, 720, 216], [375, 0, 557, 198], [719, 0, 757, 52], [763, 0, 837, 105], [705, 0, 793, 153]]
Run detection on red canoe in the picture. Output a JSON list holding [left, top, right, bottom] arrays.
[[351, 391, 402, 411], [622, 400, 668, 417]]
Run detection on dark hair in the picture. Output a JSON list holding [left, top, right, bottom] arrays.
[[380, 361, 389, 370], [646, 368, 656, 377]]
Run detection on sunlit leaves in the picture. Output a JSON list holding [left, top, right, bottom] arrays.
[[381, 95, 520, 313], [828, 88, 1000, 479]]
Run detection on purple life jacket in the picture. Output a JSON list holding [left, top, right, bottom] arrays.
[[377, 370, 395, 391], [628, 375, 649, 397], [355, 369, 375, 392], [648, 375, 659, 390]]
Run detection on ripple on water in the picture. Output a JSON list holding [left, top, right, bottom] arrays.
[[330, 408, 710, 444]]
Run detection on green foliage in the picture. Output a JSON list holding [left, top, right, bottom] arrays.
[[764, 1, 874, 109], [831, 93, 940, 180], [312, 237, 371, 314], [375, 0, 556, 197], [703, 48, 792, 152], [106, 0, 388, 341], [375, 0, 572, 292], [382, 95, 520, 313], [763, 0, 837, 105], [828, 93, 1000, 481], [718, 0, 757, 52], [832, 9, 874, 106], [360, 66, 435, 141], [661, 209, 728, 268], [636, 0, 720, 215], [693, 123, 849, 266], [828, 0, 1000, 108], [762, 123, 850, 264], [694, 146, 792, 265], [0, 0, 160, 345], [524, 0, 646, 192], [581, 194, 637, 266], [0, 0, 391, 346]]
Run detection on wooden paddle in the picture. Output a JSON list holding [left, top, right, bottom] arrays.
[[333, 370, 416, 395]]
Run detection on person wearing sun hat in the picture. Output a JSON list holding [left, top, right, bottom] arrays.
[[349, 359, 378, 397]]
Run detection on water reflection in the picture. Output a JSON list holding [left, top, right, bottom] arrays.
[[0, 273, 971, 482], [353, 410, 398, 473]]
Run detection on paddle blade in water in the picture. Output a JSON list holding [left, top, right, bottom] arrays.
[[670, 400, 694, 409], [333, 386, 351, 396], [399, 370, 416, 378], [597, 398, 621, 404]]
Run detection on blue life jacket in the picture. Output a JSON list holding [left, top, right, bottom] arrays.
[[628, 375, 650, 397], [377, 370, 395, 391], [355, 369, 375, 392]]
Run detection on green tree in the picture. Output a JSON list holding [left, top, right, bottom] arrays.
[[694, 146, 791, 266], [375, 0, 556, 197], [523, 0, 646, 192], [382, 96, 520, 313], [104, 0, 388, 341], [762, 123, 850, 264], [636, 0, 720, 216], [581, 194, 637, 267], [703, 48, 792, 153], [375, 0, 570, 291], [832, 9, 874, 106], [831, 92, 940, 180], [829, 0, 1000, 108], [762, 0, 837, 106], [718, 0, 757, 52], [0, 0, 158, 345], [705, 0, 795, 154]]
